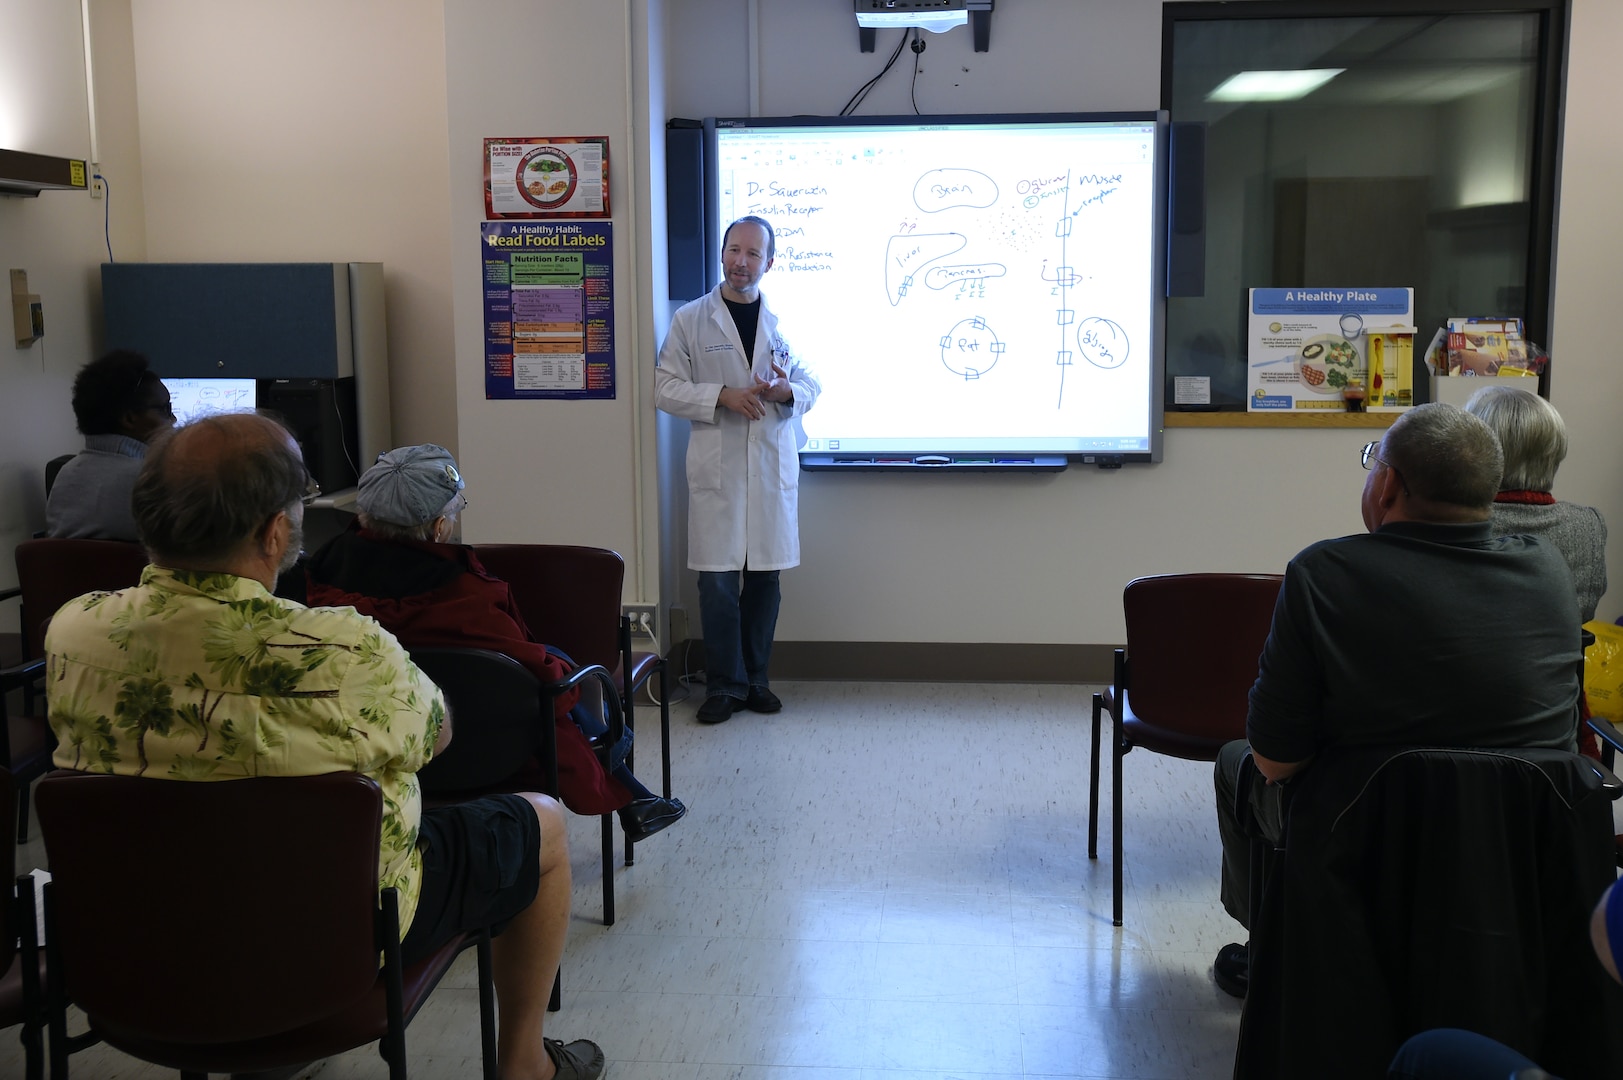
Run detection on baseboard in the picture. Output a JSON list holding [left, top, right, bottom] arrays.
[[666, 639, 1115, 684]]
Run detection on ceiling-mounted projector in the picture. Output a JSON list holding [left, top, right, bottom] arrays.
[[854, 0, 969, 33]]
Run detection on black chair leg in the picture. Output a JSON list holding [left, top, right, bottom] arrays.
[[549, 968, 562, 1012], [477, 932, 497, 1080], [657, 662, 672, 800], [1112, 728, 1125, 928], [1088, 693, 1102, 859], [600, 812, 615, 926], [17, 783, 30, 844]]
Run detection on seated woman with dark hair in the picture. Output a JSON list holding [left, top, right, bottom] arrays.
[[305, 443, 686, 843], [47, 349, 175, 540], [1464, 385, 1607, 622]]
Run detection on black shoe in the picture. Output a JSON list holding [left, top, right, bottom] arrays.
[[696, 694, 738, 724], [620, 796, 687, 842], [543, 1037, 605, 1080], [745, 685, 782, 713], [1213, 941, 1249, 999]]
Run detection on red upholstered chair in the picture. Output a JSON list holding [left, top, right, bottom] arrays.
[[35, 771, 495, 1080], [473, 543, 673, 809], [4, 539, 148, 843], [1088, 572, 1283, 926], [0, 768, 45, 1079]]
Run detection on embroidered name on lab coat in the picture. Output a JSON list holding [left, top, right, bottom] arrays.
[[704, 343, 734, 353]]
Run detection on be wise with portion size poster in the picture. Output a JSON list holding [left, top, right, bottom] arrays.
[[482, 221, 615, 400]]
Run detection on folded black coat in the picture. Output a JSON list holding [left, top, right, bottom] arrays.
[[1235, 746, 1623, 1080]]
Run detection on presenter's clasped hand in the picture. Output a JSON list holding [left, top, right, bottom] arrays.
[[719, 385, 768, 420], [754, 362, 794, 404]]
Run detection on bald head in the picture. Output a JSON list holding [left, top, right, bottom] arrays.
[[133, 412, 309, 567]]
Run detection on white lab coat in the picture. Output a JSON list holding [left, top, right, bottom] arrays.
[[654, 286, 820, 572]]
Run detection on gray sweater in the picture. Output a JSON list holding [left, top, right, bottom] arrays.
[[45, 434, 147, 541], [1489, 499, 1608, 622]]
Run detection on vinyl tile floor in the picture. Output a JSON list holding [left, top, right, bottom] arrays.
[[4, 680, 1245, 1079]]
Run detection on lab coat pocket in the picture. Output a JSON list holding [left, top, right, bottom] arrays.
[[771, 432, 799, 490], [687, 431, 724, 492]]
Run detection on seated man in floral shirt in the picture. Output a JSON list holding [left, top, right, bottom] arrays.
[[45, 413, 604, 1080]]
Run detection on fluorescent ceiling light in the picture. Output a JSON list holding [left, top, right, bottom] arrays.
[[855, 10, 969, 32], [1206, 68, 1345, 102]]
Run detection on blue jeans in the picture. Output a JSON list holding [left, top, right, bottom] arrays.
[[697, 569, 781, 700], [1388, 1029, 1552, 1079]]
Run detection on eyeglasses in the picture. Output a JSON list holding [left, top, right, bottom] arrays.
[[1360, 440, 1410, 494], [301, 474, 322, 506]]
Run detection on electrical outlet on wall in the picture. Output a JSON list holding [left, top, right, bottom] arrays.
[[623, 603, 657, 639]]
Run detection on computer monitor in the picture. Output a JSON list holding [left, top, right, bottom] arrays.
[[161, 377, 258, 425]]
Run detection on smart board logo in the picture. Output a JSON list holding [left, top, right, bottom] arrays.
[[1252, 392, 1293, 410]]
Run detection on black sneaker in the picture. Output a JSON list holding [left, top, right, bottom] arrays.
[[745, 685, 782, 713], [1213, 941, 1249, 999], [696, 695, 737, 724]]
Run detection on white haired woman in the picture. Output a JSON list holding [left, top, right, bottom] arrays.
[[1464, 385, 1607, 622]]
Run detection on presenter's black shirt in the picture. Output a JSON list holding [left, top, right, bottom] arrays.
[[1247, 519, 1581, 764], [724, 296, 761, 364]]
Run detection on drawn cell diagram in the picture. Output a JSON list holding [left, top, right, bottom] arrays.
[[924, 264, 1007, 290], [1077, 317, 1129, 369], [940, 316, 1005, 380], [885, 233, 965, 306], [913, 169, 999, 213]]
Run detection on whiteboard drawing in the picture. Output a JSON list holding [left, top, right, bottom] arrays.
[[886, 233, 966, 306], [1077, 317, 1130, 370], [914, 169, 998, 213], [940, 317, 1005, 380], [924, 263, 1007, 290]]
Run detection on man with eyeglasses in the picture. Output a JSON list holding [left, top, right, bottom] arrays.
[[1209, 403, 1583, 1000]]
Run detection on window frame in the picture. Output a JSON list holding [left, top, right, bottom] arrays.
[[1159, 0, 1568, 419]]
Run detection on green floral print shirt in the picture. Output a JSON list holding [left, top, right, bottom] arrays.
[[45, 565, 447, 937]]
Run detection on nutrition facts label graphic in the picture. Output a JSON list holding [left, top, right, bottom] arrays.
[[481, 220, 615, 400]]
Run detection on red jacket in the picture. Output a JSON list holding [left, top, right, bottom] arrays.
[[305, 526, 631, 814]]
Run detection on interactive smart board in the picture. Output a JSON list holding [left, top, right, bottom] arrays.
[[709, 112, 1167, 467]]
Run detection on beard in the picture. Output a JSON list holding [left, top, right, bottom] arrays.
[[277, 512, 305, 578]]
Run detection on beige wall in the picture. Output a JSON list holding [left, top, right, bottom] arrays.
[[443, 0, 661, 603], [1547, 0, 1623, 620], [126, 0, 457, 451], [0, 0, 145, 588]]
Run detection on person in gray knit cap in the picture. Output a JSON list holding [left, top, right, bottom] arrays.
[[305, 444, 686, 843], [1464, 385, 1607, 622]]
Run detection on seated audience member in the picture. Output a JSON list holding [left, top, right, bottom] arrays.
[[45, 414, 604, 1080], [304, 444, 687, 843], [1464, 384, 1607, 621], [1211, 403, 1582, 999], [1384, 881, 1623, 1078], [46, 349, 176, 540]]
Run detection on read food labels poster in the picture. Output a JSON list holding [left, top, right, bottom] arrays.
[[1247, 288, 1413, 412], [484, 136, 609, 219], [482, 221, 615, 401]]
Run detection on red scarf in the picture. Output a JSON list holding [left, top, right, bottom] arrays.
[[1495, 490, 1556, 505]]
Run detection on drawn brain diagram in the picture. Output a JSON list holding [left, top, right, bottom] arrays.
[[885, 169, 1004, 306], [940, 316, 1005, 380], [1077, 317, 1129, 370]]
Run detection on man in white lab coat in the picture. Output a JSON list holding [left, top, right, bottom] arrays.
[[655, 216, 821, 724]]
